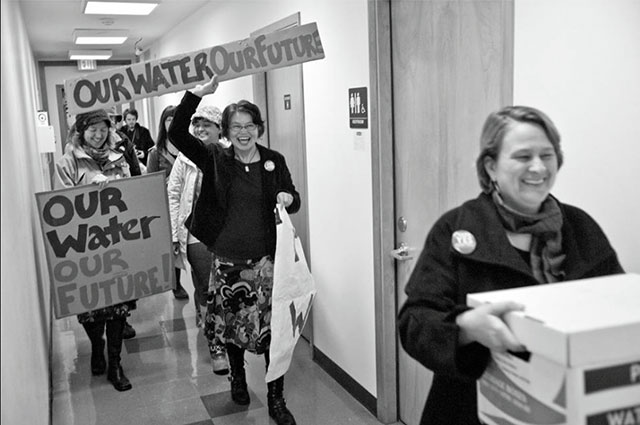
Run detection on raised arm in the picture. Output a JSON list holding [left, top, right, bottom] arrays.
[[168, 76, 220, 170]]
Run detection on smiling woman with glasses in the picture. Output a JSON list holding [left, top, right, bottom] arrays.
[[229, 123, 257, 133], [169, 75, 301, 425]]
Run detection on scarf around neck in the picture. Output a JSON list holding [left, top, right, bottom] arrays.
[[82, 142, 111, 167], [491, 190, 566, 283]]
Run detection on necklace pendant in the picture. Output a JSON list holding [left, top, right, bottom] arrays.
[[245, 165, 249, 172]]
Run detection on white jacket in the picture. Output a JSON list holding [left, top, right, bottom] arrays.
[[167, 152, 202, 269]]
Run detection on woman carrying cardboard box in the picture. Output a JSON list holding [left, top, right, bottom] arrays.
[[397, 106, 624, 425]]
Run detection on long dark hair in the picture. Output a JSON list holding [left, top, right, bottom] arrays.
[[156, 105, 176, 153]]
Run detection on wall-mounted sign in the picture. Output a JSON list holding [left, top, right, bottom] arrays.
[[64, 22, 325, 115], [349, 87, 368, 129], [284, 94, 291, 110]]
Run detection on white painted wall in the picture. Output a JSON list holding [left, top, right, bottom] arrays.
[[514, 0, 640, 273], [148, 0, 377, 395], [1, 1, 51, 423]]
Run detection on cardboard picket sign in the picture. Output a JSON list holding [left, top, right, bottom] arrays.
[[64, 22, 325, 115], [35, 172, 174, 318], [266, 204, 317, 383]]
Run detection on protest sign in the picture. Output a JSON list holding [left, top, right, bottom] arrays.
[[64, 22, 325, 114], [35, 172, 173, 319]]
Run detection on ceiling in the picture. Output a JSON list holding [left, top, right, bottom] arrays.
[[18, 0, 210, 61]]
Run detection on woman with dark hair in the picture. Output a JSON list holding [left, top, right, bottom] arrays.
[[55, 109, 135, 392], [169, 75, 301, 425], [397, 105, 624, 425], [147, 105, 189, 300]]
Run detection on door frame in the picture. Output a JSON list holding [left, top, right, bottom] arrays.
[[368, 1, 398, 423]]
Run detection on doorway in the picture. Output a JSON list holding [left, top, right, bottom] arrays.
[[369, 1, 514, 423], [251, 13, 313, 344]]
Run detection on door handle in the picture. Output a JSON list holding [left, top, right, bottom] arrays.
[[390, 242, 416, 261]]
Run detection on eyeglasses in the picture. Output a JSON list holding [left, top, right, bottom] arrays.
[[229, 123, 257, 133]]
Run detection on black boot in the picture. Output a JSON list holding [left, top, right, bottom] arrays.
[[267, 376, 296, 425], [82, 320, 106, 375], [227, 343, 249, 405], [122, 320, 136, 339], [173, 268, 189, 299], [106, 318, 132, 391]]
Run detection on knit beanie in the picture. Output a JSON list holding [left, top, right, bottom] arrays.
[[191, 105, 222, 126], [75, 109, 111, 134]]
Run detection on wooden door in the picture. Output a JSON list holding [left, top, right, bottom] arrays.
[[389, 1, 514, 423], [251, 13, 313, 343]]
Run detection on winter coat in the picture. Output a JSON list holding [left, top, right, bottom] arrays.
[[147, 146, 176, 182], [123, 123, 154, 165], [167, 152, 201, 269], [54, 134, 134, 320], [168, 91, 300, 256], [56, 136, 131, 189], [397, 192, 624, 425], [65, 126, 141, 177]]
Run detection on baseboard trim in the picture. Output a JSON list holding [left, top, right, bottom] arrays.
[[313, 346, 377, 416]]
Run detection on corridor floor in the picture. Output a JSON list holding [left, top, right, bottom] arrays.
[[50, 272, 389, 425]]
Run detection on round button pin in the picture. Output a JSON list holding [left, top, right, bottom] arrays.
[[264, 160, 275, 172], [451, 230, 477, 254]]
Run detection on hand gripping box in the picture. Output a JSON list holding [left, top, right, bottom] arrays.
[[467, 273, 640, 425]]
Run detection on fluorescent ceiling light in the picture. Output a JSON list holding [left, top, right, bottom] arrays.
[[69, 50, 113, 60], [83, 1, 158, 16], [74, 29, 128, 45]]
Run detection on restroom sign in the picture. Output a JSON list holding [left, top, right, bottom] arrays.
[[349, 87, 368, 129]]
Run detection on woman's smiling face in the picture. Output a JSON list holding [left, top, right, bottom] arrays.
[[228, 111, 258, 153], [83, 121, 109, 149], [192, 118, 220, 145], [485, 122, 559, 214]]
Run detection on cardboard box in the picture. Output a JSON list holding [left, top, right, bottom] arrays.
[[467, 273, 640, 425]]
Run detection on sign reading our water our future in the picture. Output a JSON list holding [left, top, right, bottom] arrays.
[[64, 22, 325, 114], [36, 173, 173, 319]]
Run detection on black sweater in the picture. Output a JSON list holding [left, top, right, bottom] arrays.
[[168, 91, 300, 256]]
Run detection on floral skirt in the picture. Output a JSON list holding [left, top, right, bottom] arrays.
[[204, 255, 273, 354], [77, 300, 136, 324]]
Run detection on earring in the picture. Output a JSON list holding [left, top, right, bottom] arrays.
[[491, 180, 501, 193]]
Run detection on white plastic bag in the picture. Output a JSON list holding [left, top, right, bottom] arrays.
[[265, 204, 317, 382]]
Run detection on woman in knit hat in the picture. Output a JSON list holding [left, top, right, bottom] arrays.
[[167, 103, 230, 375], [54, 108, 134, 392]]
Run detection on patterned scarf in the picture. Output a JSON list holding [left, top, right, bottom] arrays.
[[491, 190, 566, 283], [82, 142, 111, 167]]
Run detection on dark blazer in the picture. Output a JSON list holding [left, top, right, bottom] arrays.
[[123, 123, 154, 165], [398, 192, 624, 425], [168, 91, 301, 256], [114, 130, 141, 176]]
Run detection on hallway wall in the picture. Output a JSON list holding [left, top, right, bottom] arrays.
[[514, 0, 640, 272], [147, 0, 377, 397], [1, 1, 51, 423]]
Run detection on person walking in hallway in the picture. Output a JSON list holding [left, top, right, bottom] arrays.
[[147, 105, 189, 300], [123, 108, 154, 166], [169, 75, 301, 425], [167, 103, 230, 374], [397, 105, 624, 425], [55, 109, 135, 392]]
